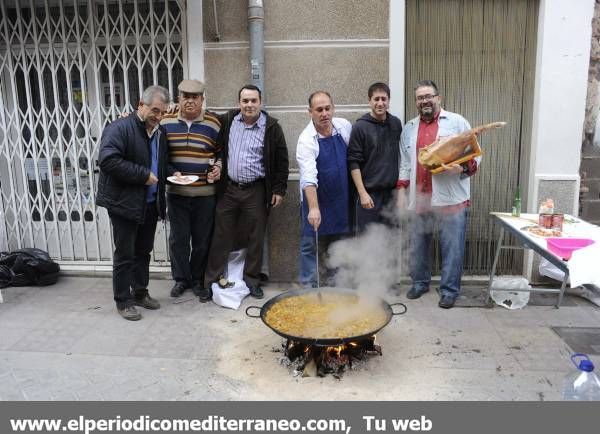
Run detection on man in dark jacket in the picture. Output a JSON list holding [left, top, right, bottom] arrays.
[[96, 85, 176, 321], [203, 84, 289, 299], [348, 82, 402, 233]]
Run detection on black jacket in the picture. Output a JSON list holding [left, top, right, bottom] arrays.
[[347, 112, 402, 191], [217, 109, 289, 204], [96, 115, 174, 223]]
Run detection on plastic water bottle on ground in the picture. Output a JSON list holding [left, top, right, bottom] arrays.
[[563, 353, 600, 400]]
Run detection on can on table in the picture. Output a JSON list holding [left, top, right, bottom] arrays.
[[551, 213, 564, 231], [539, 213, 553, 229]]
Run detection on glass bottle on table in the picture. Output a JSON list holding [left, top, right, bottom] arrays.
[[511, 186, 521, 217]]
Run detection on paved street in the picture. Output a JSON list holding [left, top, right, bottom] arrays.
[[1, 276, 599, 400]]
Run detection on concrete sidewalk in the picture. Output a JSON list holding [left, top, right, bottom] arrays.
[[1, 276, 599, 401]]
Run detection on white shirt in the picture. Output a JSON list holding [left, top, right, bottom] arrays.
[[296, 117, 352, 194]]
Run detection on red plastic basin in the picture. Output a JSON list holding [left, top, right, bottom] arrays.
[[546, 238, 595, 260]]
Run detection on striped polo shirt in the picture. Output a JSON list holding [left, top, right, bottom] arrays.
[[162, 110, 222, 197]]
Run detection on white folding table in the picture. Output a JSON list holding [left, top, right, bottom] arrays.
[[487, 212, 597, 308]]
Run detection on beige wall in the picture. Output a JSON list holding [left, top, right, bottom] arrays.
[[202, 0, 390, 281], [202, 0, 389, 149]]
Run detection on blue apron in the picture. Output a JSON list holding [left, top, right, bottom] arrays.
[[301, 133, 349, 236]]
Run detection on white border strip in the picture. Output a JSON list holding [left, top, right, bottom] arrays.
[[186, 1, 204, 81], [388, 0, 406, 121]]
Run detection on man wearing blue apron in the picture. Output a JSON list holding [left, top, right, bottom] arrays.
[[296, 91, 352, 288]]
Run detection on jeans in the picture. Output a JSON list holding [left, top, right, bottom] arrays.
[[167, 194, 216, 287], [410, 207, 468, 299], [109, 204, 159, 309], [298, 232, 342, 288]]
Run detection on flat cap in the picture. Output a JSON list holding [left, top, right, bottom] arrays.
[[178, 79, 205, 94]]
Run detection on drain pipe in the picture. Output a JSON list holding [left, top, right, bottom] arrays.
[[248, 0, 265, 95], [212, 0, 221, 41], [248, 0, 270, 280]]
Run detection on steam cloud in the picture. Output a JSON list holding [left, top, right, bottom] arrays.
[[325, 200, 411, 299]]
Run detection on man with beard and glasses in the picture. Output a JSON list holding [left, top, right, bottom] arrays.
[[162, 79, 223, 301], [203, 84, 289, 300], [397, 80, 480, 309], [347, 82, 402, 234], [296, 91, 352, 288]]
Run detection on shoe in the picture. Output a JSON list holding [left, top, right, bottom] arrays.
[[133, 295, 161, 310], [195, 285, 212, 303], [170, 281, 189, 298], [438, 295, 456, 309], [406, 287, 429, 300], [118, 306, 142, 321], [249, 285, 264, 299]]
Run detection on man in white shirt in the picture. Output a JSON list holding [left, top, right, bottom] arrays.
[[296, 91, 352, 287]]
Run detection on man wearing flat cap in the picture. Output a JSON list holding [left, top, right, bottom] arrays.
[[162, 79, 223, 301]]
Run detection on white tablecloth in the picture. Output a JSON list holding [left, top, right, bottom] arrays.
[[492, 213, 600, 287]]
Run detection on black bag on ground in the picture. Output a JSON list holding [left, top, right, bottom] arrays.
[[0, 248, 60, 288]]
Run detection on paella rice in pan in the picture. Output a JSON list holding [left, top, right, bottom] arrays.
[[264, 292, 388, 339]]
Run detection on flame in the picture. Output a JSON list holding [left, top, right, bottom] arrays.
[[325, 344, 345, 357]]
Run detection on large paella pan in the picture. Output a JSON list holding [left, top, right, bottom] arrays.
[[246, 287, 407, 346]]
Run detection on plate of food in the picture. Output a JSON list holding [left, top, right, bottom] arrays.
[[521, 225, 562, 238], [563, 216, 580, 224], [167, 175, 199, 185]]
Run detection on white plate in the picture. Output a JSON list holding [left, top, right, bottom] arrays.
[[521, 225, 562, 238], [167, 175, 199, 185]]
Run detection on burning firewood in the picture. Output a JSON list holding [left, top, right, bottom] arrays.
[[283, 336, 381, 379]]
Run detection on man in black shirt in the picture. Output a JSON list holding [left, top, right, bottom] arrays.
[[348, 82, 403, 233]]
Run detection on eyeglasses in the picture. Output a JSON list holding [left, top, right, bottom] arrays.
[[416, 94, 438, 102]]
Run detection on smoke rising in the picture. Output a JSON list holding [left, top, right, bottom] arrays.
[[325, 200, 411, 299]]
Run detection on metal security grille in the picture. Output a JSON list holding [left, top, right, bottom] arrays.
[[0, 0, 186, 267]]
